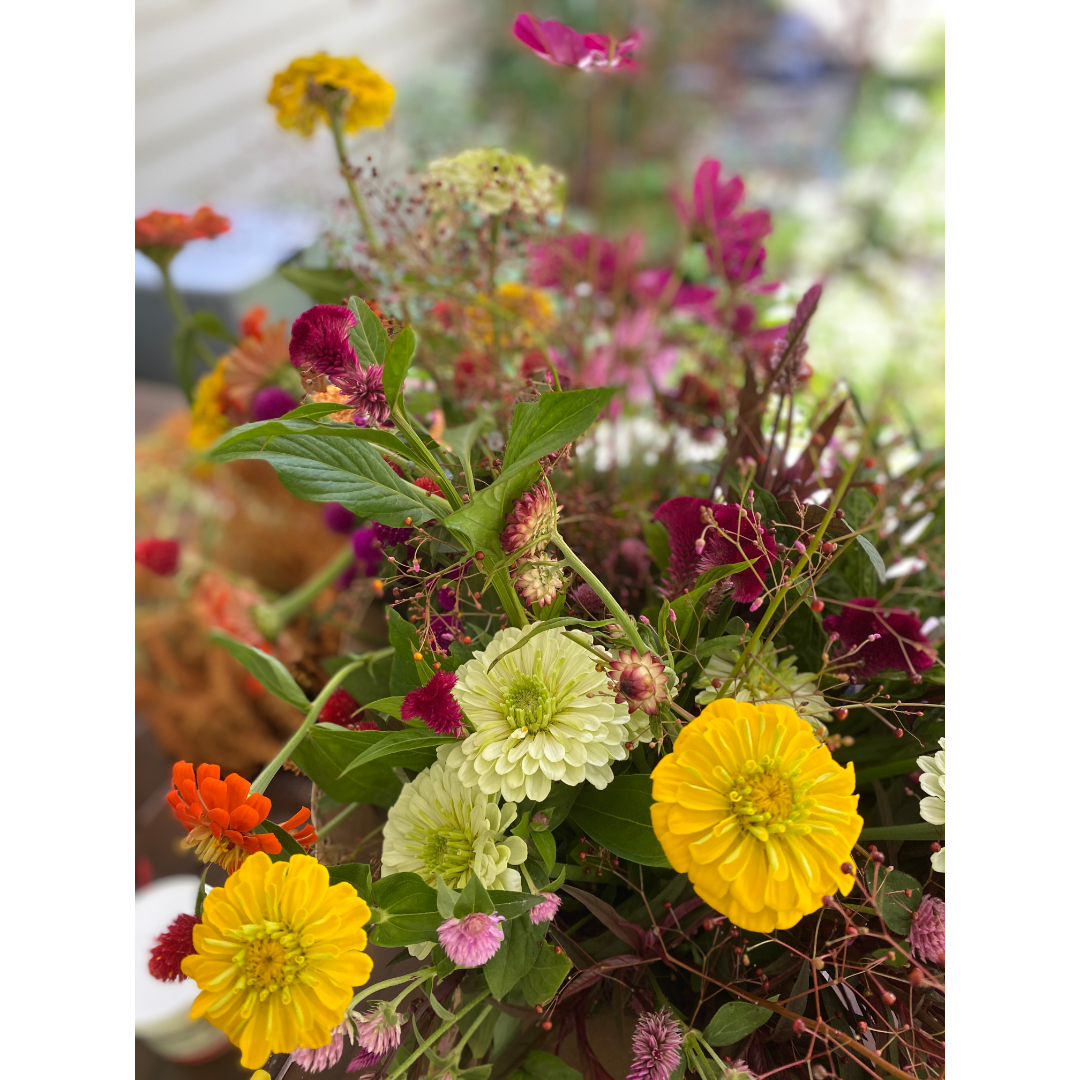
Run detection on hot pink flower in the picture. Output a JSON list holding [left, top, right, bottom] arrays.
[[289, 305, 358, 378], [337, 362, 391, 426], [438, 911, 506, 967], [581, 309, 679, 406], [529, 891, 562, 925], [529, 232, 643, 294], [633, 268, 717, 310], [628, 1010, 682, 1080], [401, 671, 465, 736], [822, 598, 936, 677], [352, 525, 384, 576], [907, 896, 945, 966], [513, 13, 641, 72], [136, 537, 180, 577]]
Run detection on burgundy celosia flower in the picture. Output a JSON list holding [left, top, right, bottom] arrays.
[[324, 502, 357, 534], [289, 305, 358, 378], [513, 12, 641, 71], [347, 1003, 404, 1071], [529, 231, 643, 294], [135, 537, 180, 577], [352, 525, 383, 576], [438, 911, 506, 966], [148, 913, 200, 982], [610, 649, 669, 715], [318, 687, 379, 730], [500, 484, 559, 556], [291, 1020, 349, 1072], [627, 1010, 682, 1080], [401, 671, 465, 736], [570, 582, 607, 618], [373, 521, 413, 547], [437, 585, 457, 612], [529, 891, 562, 925], [652, 496, 776, 602], [822, 598, 936, 677], [415, 476, 442, 494], [908, 896, 945, 966], [250, 385, 298, 421], [338, 362, 392, 426], [430, 613, 463, 651]]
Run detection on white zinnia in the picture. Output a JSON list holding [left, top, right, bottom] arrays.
[[445, 625, 643, 803], [917, 737, 945, 873], [381, 760, 528, 890]]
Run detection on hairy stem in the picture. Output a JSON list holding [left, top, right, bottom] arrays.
[[327, 105, 381, 255]]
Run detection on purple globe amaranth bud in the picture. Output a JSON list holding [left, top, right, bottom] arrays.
[[289, 304, 357, 378], [250, 385, 298, 420], [500, 483, 560, 557], [323, 502, 357, 534], [609, 649, 669, 715]]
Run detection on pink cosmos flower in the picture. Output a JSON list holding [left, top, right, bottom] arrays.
[[513, 13, 641, 72], [401, 671, 465, 736], [529, 891, 562, 925], [627, 1010, 682, 1080], [437, 911, 506, 966], [907, 896, 945, 966], [822, 598, 937, 677], [289, 304, 358, 378], [581, 308, 679, 407]]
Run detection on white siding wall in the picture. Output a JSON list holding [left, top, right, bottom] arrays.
[[136, 0, 479, 207]]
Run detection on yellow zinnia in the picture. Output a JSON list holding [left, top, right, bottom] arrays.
[[268, 54, 394, 136], [651, 699, 862, 933], [189, 359, 231, 449], [181, 853, 373, 1068]]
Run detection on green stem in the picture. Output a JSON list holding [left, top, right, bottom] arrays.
[[552, 533, 648, 653], [488, 217, 501, 292], [456, 1004, 494, 1059], [328, 105, 381, 255], [350, 968, 437, 1009], [250, 655, 372, 795], [716, 430, 870, 701], [319, 801, 360, 835], [385, 994, 488, 1080], [252, 544, 356, 641], [490, 565, 529, 629], [390, 406, 462, 510]]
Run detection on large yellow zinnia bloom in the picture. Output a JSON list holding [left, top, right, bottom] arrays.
[[181, 853, 373, 1068], [651, 699, 862, 933], [268, 54, 394, 136]]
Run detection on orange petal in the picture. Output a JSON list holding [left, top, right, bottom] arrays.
[[279, 807, 310, 832], [258, 833, 282, 854], [200, 777, 229, 810], [196, 763, 220, 785], [229, 805, 260, 832], [207, 807, 231, 829], [245, 793, 272, 824], [172, 762, 195, 789], [224, 772, 251, 811]]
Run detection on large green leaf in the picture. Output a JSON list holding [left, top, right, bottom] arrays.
[[327, 862, 373, 904], [207, 430, 448, 526], [443, 464, 540, 556], [252, 820, 307, 862], [381, 325, 417, 407], [501, 389, 614, 483], [571, 774, 671, 868], [347, 296, 391, 367], [702, 1001, 773, 1046], [484, 917, 544, 999], [279, 264, 365, 304], [873, 868, 923, 935], [507, 1051, 583, 1080], [208, 631, 310, 711], [338, 729, 458, 777], [521, 943, 572, 1005], [368, 872, 442, 947], [387, 607, 424, 695]]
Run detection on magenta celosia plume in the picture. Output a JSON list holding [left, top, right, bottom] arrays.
[[437, 911, 506, 966], [337, 361, 391, 425], [289, 304, 358, 378], [627, 1010, 683, 1080], [324, 502, 357, 534], [250, 385, 298, 421], [148, 913, 200, 982], [653, 496, 777, 601], [513, 12, 641, 71], [401, 671, 465, 736], [822, 598, 936, 677]]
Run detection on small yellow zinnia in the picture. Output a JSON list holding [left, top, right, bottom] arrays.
[[189, 359, 231, 449], [268, 54, 394, 136], [182, 852, 373, 1068], [651, 699, 862, 933]]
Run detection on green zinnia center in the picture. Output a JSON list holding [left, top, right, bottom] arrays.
[[501, 674, 557, 733], [422, 827, 475, 884]]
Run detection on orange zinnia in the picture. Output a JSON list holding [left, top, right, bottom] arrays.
[[135, 206, 231, 252], [167, 762, 318, 874]]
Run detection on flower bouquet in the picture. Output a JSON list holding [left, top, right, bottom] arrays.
[[140, 14, 944, 1080]]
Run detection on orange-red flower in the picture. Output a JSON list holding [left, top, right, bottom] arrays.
[[167, 762, 318, 874], [135, 207, 231, 267]]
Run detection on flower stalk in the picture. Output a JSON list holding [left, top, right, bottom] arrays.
[[325, 96, 382, 256], [251, 543, 357, 642]]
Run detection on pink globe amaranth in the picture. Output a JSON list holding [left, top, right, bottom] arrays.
[[250, 384, 298, 421], [401, 671, 465, 736], [528, 892, 562, 925], [437, 911, 506, 967], [347, 1002, 403, 1071], [323, 502, 357, 534], [289, 304, 357, 378], [822, 598, 936, 677], [627, 1010, 682, 1080], [908, 896, 945, 966]]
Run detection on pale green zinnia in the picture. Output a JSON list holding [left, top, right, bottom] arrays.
[[424, 148, 564, 219]]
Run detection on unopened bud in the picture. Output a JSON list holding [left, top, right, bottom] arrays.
[[821, 541, 836, 555], [669, 607, 677, 623], [909, 967, 925, 986], [881, 990, 896, 1005], [835, 707, 849, 721], [749, 597, 764, 612], [638, 614, 650, 624], [841, 862, 854, 875], [694, 538, 706, 554], [793, 1018, 806, 1035], [404, 517, 413, 526], [541, 1020, 553, 1030], [793, 540, 806, 554], [812, 957, 825, 970], [930, 841, 941, 853], [810, 599, 824, 612], [840, 735, 854, 747], [475, 551, 484, 560], [412, 652, 423, 661]]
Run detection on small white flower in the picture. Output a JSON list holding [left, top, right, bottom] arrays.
[[445, 625, 645, 803], [917, 737, 945, 872], [381, 760, 528, 890]]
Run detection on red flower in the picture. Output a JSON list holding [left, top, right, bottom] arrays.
[[135, 537, 180, 577], [240, 305, 268, 341], [822, 599, 936, 677], [610, 649, 669, 715], [319, 687, 378, 729], [653, 496, 777, 602], [289, 305, 358, 379], [402, 671, 465, 736], [513, 13, 641, 71], [167, 762, 318, 873], [148, 913, 201, 982], [135, 207, 230, 253]]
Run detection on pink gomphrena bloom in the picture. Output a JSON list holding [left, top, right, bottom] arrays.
[[289, 304, 358, 378], [401, 671, 466, 737], [289, 1017, 351, 1073], [437, 911, 506, 967], [346, 1002, 404, 1071], [513, 12, 641, 72], [908, 896, 945, 966], [529, 892, 562, 925], [627, 1010, 683, 1080]]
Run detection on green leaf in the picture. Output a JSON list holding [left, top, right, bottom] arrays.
[[873, 869, 923, 935], [443, 464, 541, 556], [288, 726, 420, 807], [853, 757, 920, 788], [858, 823, 941, 841], [358, 696, 404, 720], [338, 729, 457, 778], [454, 873, 495, 917], [507, 1051, 584, 1080], [642, 519, 670, 576], [532, 829, 556, 874], [368, 873, 442, 948], [501, 389, 614, 484], [670, 562, 752, 641], [279, 263, 364, 304], [485, 617, 603, 673], [279, 402, 356, 421], [436, 876, 460, 919], [173, 322, 200, 403], [206, 430, 448, 526], [194, 866, 210, 918], [327, 862, 373, 904], [855, 534, 888, 585], [521, 943, 572, 1006], [347, 296, 391, 367], [528, 782, 581, 832], [484, 916, 543, 999], [208, 631, 310, 711], [702, 1001, 773, 1046], [253, 820, 307, 861], [189, 309, 237, 344], [387, 607, 424, 695], [488, 891, 546, 921], [570, 774, 671, 868], [381, 325, 417, 407]]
